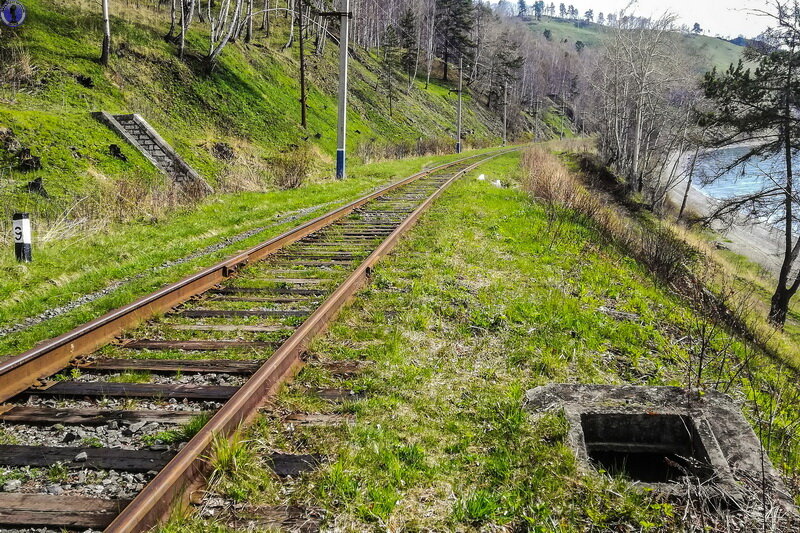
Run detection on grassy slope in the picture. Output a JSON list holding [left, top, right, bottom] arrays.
[[0, 0, 512, 211], [164, 152, 799, 531], [527, 17, 744, 71]]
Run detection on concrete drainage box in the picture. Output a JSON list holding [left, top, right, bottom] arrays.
[[524, 384, 795, 512]]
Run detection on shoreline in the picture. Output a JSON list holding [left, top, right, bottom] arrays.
[[669, 176, 785, 276]]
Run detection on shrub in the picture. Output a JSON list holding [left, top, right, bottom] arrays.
[[269, 146, 314, 189]]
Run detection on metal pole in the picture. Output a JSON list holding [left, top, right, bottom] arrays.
[[335, 0, 350, 179], [456, 57, 463, 154], [12, 212, 31, 263], [502, 81, 508, 146], [298, 0, 307, 129]]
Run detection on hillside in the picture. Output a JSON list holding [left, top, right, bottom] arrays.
[[0, 0, 558, 232], [527, 16, 744, 71]]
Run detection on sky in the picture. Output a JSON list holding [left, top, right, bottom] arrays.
[[574, 0, 774, 39]]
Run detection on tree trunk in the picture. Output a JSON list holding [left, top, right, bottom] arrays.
[[443, 45, 448, 82], [100, 0, 111, 65], [770, 39, 798, 328], [245, 0, 253, 42], [207, 0, 242, 66], [261, 0, 269, 32], [179, 0, 187, 59], [677, 146, 700, 223], [166, 0, 177, 39], [297, 0, 307, 128]]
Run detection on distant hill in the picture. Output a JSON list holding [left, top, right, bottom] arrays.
[[527, 16, 744, 73]]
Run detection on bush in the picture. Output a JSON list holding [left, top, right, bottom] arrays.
[[269, 146, 314, 190], [355, 136, 456, 163]]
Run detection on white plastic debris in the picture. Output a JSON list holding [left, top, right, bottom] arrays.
[[477, 174, 486, 181], [492, 180, 503, 188]]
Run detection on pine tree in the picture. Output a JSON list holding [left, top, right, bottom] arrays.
[[435, 0, 474, 82], [398, 8, 418, 86], [700, 2, 800, 326], [518, 0, 527, 18], [487, 32, 523, 109], [533, 1, 544, 20], [381, 25, 402, 116]]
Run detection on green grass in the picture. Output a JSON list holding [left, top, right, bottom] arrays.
[[691, 229, 800, 355], [0, 0, 512, 214], [142, 412, 212, 446], [528, 16, 743, 72], [161, 151, 800, 530], [529, 17, 609, 47], [107, 370, 151, 383]]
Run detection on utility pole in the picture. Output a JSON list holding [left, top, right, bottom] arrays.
[[336, 0, 350, 179], [456, 57, 463, 154], [297, 0, 307, 129], [502, 81, 508, 146]]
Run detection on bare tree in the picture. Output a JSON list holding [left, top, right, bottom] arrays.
[[100, 0, 111, 66], [207, 0, 244, 67]]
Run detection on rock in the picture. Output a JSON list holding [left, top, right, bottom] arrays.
[[62, 432, 79, 444], [109, 144, 128, 162], [129, 421, 146, 434], [75, 75, 94, 88], [25, 177, 49, 198], [17, 148, 42, 171], [107, 420, 119, 430], [52, 424, 65, 431], [3, 479, 22, 492], [491, 179, 503, 188], [477, 174, 486, 181], [74, 451, 88, 462], [205, 496, 227, 508], [46, 484, 64, 495], [0, 127, 21, 153], [211, 142, 235, 161], [149, 444, 168, 451]]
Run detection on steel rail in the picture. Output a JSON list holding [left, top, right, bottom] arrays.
[[0, 151, 493, 403], [107, 150, 515, 532]]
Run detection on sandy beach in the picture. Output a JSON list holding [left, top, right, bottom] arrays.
[[668, 176, 785, 276]]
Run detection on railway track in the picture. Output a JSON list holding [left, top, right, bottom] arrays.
[[0, 149, 512, 532]]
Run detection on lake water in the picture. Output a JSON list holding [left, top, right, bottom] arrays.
[[694, 146, 791, 200]]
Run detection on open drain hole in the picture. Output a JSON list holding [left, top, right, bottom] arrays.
[[581, 413, 714, 483]]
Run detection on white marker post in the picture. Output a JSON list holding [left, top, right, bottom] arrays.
[[12, 212, 31, 262]]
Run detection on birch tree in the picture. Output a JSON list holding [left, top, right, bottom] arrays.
[[100, 0, 111, 65]]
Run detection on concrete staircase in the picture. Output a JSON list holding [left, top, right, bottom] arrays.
[[93, 111, 212, 194]]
